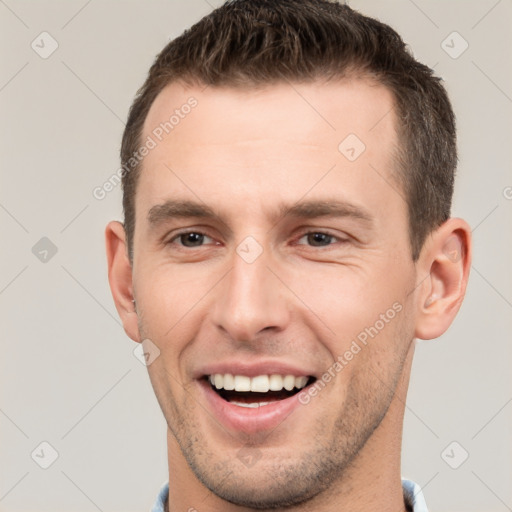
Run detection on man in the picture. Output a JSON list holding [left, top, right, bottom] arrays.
[[105, 1, 471, 510]]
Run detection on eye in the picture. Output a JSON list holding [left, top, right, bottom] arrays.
[[168, 230, 215, 248], [295, 231, 345, 247]]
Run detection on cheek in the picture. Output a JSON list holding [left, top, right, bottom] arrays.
[[296, 263, 406, 322], [135, 263, 211, 340], [287, 260, 413, 359]]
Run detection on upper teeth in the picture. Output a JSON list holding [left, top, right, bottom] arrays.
[[208, 374, 309, 392]]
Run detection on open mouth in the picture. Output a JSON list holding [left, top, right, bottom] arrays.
[[205, 374, 317, 408]]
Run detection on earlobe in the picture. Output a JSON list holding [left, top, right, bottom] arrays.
[[105, 221, 141, 342], [414, 218, 472, 340]]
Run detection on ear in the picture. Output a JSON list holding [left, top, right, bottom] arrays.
[[105, 221, 141, 342], [414, 218, 472, 340]]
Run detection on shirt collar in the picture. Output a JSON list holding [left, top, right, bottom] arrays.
[[151, 478, 428, 511], [402, 478, 429, 512]]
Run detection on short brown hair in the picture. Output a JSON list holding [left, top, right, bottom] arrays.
[[120, 0, 456, 261]]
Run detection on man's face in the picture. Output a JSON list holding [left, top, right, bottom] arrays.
[[132, 79, 419, 507]]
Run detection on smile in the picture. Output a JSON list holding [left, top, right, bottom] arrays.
[[198, 372, 318, 433], [207, 373, 312, 407]]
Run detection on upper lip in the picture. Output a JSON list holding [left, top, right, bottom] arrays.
[[194, 359, 319, 380]]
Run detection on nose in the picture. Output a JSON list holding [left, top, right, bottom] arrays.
[[211, 243, 291, 343]]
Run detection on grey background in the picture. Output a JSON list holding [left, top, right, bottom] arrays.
[[1, 1, 511, 511]]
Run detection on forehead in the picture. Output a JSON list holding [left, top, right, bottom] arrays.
[[137, 78, 402, 227], [142, 78, 397, 153]]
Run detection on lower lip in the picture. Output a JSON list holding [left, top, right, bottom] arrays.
[[198, 379, 308, 434]]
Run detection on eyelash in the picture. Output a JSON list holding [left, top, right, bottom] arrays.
[[166, 229, 348, 249]]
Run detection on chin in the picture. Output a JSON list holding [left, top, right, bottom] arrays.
[[193, 458, 329, 509]]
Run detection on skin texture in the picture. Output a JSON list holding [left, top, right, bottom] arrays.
[[106, 79, 472, 511]]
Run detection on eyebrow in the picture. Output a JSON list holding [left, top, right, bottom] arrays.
[[278, 200, 373, 224], [147, 198, 374, 229]]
